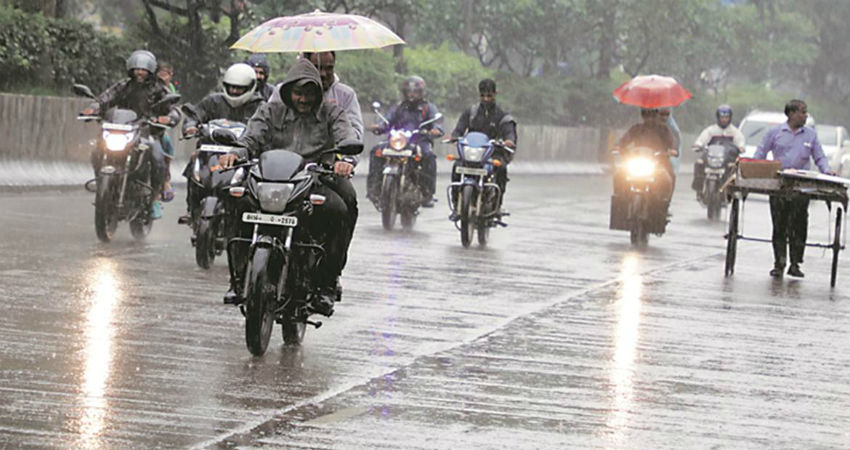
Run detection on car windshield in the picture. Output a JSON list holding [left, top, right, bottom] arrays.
[[816, 125, 837, 145], [740, 120, 779, 146]]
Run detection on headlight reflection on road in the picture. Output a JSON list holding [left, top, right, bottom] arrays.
[[606, 254, 644, 444], [75, 259, 123, 449]]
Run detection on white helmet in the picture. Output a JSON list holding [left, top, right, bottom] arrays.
[[222, 63, 257, 107]]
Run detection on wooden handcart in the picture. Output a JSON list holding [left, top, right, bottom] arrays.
[[723, 167, 849, 287]]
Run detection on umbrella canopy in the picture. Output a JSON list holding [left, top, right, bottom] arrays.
[[612, 75, 692, 109], [231, 10, 405, 53]]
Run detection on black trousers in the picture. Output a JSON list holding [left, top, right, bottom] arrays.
[[769, 196, 810, 267], [320, 175, 358, 272]]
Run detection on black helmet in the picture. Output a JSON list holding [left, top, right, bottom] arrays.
[[716, 104, 733, 127], [245, 53, 270, 74], [126, 50, 157, 76], [401, 75, 426, 99]]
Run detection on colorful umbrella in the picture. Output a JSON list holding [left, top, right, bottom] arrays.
[[612, 75, 692, 109], [231, 10, 405, 53]]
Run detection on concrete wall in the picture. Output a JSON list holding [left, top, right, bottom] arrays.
[[0, 93, 698, 185]]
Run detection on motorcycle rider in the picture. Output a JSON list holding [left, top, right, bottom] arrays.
[[245, 53, 275, 101], [691, 104, 745, 193], [79, 49, 181, 220], [614, 108, 677, 214], [219, 58, 359, 316], [367, 76, 444, 207], [178, 62, 264, 225], [450, 78, 517, 209]]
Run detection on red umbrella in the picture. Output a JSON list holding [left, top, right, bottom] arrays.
[[612, 75, 692, 108]]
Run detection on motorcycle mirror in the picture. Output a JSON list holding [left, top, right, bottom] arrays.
[[334, 138, 364, 155], [419, 113, 443, 128], [73, 84, 96, 99], [153, 93, 182, 110], [371, 101, 382, 110], [212, 128, 239, 145], [181, 103, 200, 117]]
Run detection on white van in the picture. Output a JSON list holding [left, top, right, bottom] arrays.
[[738, 110, 815, 159]]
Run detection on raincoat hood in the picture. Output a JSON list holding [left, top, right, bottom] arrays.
[[278, 59, 323, 113]]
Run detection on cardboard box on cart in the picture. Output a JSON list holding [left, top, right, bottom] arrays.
[[738, 158, 782, 178]]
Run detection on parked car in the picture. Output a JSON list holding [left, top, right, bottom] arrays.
[[815, 124, 850, 177], [738, 110, 815, 159]]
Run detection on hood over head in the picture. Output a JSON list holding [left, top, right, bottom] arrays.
[[279, 59, 323, 113]]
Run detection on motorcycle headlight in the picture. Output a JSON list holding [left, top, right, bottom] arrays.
[[102, 131, 134, 151], [389, 133, 408, 150], [464, 147, 485, 162], [192, 158, 202, 182], [626, 157, 655, 178], [257, 182, 294, 213]]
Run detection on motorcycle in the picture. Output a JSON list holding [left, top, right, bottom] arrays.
[[370, 102, 442, 231], [181, 112, 247, 269], [695, 138, 739, 221], [225, 143, 362, 356], [445, 132, 513, 248], [75, 84, 180, 242], [609, 146, 668, 248]]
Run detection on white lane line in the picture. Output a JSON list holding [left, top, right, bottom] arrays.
[[189, 251, 723, 450]]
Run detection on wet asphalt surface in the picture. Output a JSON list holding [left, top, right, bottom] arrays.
[[0, 173, 848, 450]]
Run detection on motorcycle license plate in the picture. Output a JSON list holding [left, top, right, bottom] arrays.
[[456, 167, 487, 176], [242, 212, 298, 227], [382, 149, 413, 157], [199, 144, 234, 153]]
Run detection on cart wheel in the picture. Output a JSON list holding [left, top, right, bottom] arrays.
[[831, 207, 843, 287], [725, 198, 740, 277]]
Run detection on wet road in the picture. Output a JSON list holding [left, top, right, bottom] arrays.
[[1, 174, 848, 450]]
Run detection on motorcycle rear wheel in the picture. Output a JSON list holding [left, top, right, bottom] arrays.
[[94, 175, 118, 243], [460, 185, 474, 248], [381, 175, 398, 231], [245, 248, 275, 356], [281, 318, 306, 346], [401, 210, 416, 231], [129, 215, 152, 240]]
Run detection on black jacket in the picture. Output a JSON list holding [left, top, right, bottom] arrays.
[[182, 92, 264, 132], [452, 102, 517, 143], [89, 77, 180, 126]]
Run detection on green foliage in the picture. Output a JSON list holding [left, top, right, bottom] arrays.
[[403, 43, 494, 113], [334, 49, 396, 106], [0, 6, 130, 94]]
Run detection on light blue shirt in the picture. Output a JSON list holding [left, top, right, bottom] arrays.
[[754, 123, 830, 173]]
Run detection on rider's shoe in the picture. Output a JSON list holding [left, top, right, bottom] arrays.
[[769, 266, 784, 278], [223, 287, 243, 304], [787, 263, 805, 278], [177, 214, 192, 225], [448, 212, 459, 221], [309, 287, 337, 317], [162, 182, 175, 202], [422, 196, 437, 208], [151, 201, 163, 220]]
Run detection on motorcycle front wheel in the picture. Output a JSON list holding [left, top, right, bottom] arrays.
[[460, 185, 475, 248], [381, 175, 398, 231], [706, 179, 721, 221], [629, 196, 649, 248], [194, 218, 216, 269], [94, 174, 118, 242], [244, 247, 275, 356]]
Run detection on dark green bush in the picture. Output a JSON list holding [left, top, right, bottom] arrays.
[[0, 6, 131, 95]]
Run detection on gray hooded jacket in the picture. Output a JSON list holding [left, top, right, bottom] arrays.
[[237, 59, 355, 162]]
